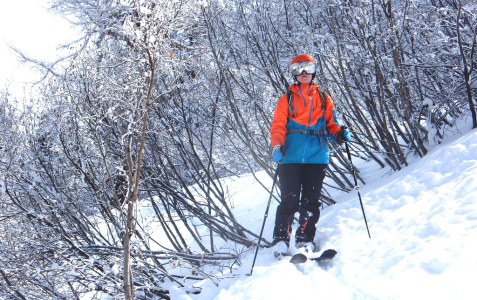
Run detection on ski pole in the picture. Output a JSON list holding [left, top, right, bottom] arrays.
[[345, 142, 372, 239], [249, 165, 280, 275]]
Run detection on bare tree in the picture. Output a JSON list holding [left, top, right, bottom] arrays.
[[456, 0, 477, 128]]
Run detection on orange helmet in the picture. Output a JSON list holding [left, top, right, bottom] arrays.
[[290, 54, 316, 65]]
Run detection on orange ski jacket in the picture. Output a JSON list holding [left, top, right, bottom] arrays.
[[270, 83, 342, 164]]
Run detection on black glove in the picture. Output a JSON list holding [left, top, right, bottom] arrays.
[[335, 126, 351, 145]]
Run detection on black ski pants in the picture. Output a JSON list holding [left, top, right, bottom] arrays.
[[272, 163, 327, 243]]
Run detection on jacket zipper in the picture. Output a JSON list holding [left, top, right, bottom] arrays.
[[298, 86, 314, 163]]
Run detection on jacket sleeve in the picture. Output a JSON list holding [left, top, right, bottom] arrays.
[[324, 93, 342, 138], [270, 94, 289, 147]]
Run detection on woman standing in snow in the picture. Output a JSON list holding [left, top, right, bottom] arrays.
[[270, 54, 350, 253]]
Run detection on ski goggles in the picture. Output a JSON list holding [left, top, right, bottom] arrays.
[[289, 61, 316, 76]]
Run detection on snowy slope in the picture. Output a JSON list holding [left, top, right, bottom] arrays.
[[170, 128, 477, 300]]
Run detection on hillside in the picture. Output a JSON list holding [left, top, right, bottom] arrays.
[[169, 126, 477, 300]]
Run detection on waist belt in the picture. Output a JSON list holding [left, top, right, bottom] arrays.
[[287, 129, 328, 148], [287, 129, 324, 135]]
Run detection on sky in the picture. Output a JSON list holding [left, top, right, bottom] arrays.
[[139, 120, 476, 300], [0, 0, 76, 98]]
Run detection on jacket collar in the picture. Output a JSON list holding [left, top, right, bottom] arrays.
[[289, 82, 319, 95]]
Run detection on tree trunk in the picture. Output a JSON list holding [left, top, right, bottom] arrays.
[[123, 48, 155, 300]]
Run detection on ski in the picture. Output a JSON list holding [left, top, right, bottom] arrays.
[[289, 249, 337, 264]]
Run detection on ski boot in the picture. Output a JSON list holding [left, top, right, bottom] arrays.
[[295, 237, 316, 254], [271, 239, 289, 258]]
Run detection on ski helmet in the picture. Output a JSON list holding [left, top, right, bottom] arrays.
[[290, 54, 316, 65]]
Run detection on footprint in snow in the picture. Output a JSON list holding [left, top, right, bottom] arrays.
[[414, 220, 443, 239], [419, 257, 449, 274]]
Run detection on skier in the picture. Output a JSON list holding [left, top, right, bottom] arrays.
[[270, 54, 350, 253]]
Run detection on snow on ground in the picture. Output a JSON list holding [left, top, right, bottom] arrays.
[[169, 127, 477, 300]]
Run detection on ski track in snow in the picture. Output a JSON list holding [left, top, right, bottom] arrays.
[[169, 128, 477, 300]]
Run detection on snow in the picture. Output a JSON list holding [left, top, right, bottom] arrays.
[[166, 126, 477, 300]]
